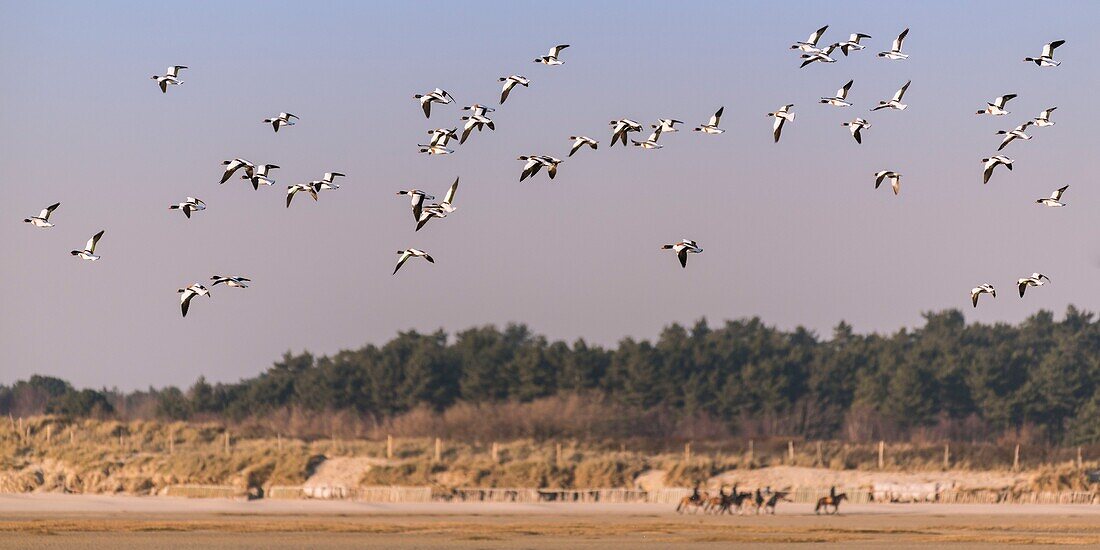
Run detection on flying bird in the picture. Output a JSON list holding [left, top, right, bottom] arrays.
[[262, 112, 298, 132], [286, 183, 318, 208], [210, 275, 250, 288], [178, 283, 211, 317], [310, 172, 345, 193], [1017, 273, 1050, 297], [568, 136, 598, 157], [661, 239, 703, 269], [609, 119, 643, 147], [767, 105, 795, 143], [460, 104, 496, 144], [23, 202, 60, 228], [971, 284, 996, 307], [416, 178, 459, 231], [654, 118, 684, 133], [878, 28, 909, 60], [838, 33, 872, 55], [220, 158, 255, 184], [981, 155, 1013, 184], [820, 80, 853, 107], [393, 248, 434, 274], [976, 94, 1016, 116], [1024, 40, 1065, 66], [534, 44, 570, 65], [419, 128, 457, 155], [842, 117, 870, 143], [517, 155, 562, 181], [995, 121, 1033, 150], [632, 127, 663, 149], [874, 171, 902, 195], [169, 197, 206, 219], [498, 75, 530, 104], [244, 164, 280, 189], [693, 107, 725, 134], [791, 25, 829, 52], [872, 80, 910, 111], [1033, 107, 1057, 127], [413, 88, 454, 118], [395, 189, 435, 222], [151, 65, 187, 93], [1036, 185, 1068, 207], [800, 43, 839, 67], [71, 230, 104, 261]]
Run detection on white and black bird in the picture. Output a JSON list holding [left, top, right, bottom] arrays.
[[995, 121, 1033, 151], [981, 155, 1013, 184], [71, 230, 104, 261], [1033, 107, 1057, 127], [419, 127, 458, 155], [839, 33, 872, 55], [395, 189, 436, 222], [654, 118, 684, 134], [800, 43, 839, 67], [791, 25, 829, 52], [661, 239, 703, 269], [534, 44, 570, 65], [416, 177, 459, 231], [878, 28, 909, 60], [872, 80, 911, 111], [693, 108, 724, 134], [286, 183, 318, 208], [842, 117, 871, 144], [393, 248, 434, 274], [178, 283, 211, 317], [460, 104, 496, 144], [169, 197, 206, 219], [1017, 273, 1051, 297], [767, 105, 795, 143], [210, 275, 250, 288], [568, 136, 598, 157], [498, 75, 530, 104], [971, 283, 996, 307], [518, 155, 562, 181], [820, 80, 853, 107], [151, 65, 187, 93], [632, 127, 663, 149], [976, 94, 1016, 116], [220, 158, 255, 184], [1036, 185, 1069, 207], [1024, 40, 1065, 67], [245, 164, 280, 189], [23, 202, 60, 228], [610, 119, 643, 147], [310, 172, 345, 193], [413, 88, 454, 118], [874, 171, 902, 195], [262, 112, 298, 132]]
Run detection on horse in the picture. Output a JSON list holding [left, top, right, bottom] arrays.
[[676, 489, 710, 514], [703, 485, 730, 514], [814, 492, 848, 514], [762, 490, 791, 514]]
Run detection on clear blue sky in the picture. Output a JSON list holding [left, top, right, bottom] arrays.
[[1, 1, 1096, 389]]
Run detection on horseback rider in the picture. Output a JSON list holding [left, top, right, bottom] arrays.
[[829, 485, 838, 501], [689, 482, 702, 503]]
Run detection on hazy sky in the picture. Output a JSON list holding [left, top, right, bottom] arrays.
[[2, 1, 1097, 389]]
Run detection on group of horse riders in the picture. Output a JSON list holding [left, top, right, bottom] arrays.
[[677, 484, 847, 515]]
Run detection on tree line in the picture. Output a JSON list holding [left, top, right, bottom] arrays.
[[3, 307, 1100, 444]]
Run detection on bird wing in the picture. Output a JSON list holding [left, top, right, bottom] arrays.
[[893, 28, 909, 51], [443, 177, 459, 205], [678, 248, 688, 268], [971, 289, 980, 307], [286, 187, 297, 208], [893, 81, 911, 101], [1018, 281, 1028, 297], [569, 140, 583, 157], [772, 117, 784, 143], [982, 162, 994, 184], [393, 251, 412, 274], [41, 202, 61, 219], [1052, 185, 1068, 200], [709, 107, 724, 126], [159, 79, 168, 93], [874, 172, 887, 188], [808, 25, 828, 45], [891, 176, 900, 195], [500, 79, 515, 104], [549, 44, 569, 57], [853, 126, 862, 144], [1043, 40, 1065, 57], [995, 94, 1016, 108], [87, 230, 104, 253], [838, 80, 853, 99]]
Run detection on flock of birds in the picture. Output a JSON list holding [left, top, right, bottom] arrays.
[[19, 31, 1073, 316]]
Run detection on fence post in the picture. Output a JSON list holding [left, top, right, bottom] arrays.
[[787, 440, 794, 463], [1013, 444, 1020, 471], [878, 441, 885, 469], [224, 431, 230, 454], [435, 438, 442, 462], [943, 443, 950, 469], [748, 439, 754, 465], [46, 425, 51, 444], [387, 435, 394, 459], [1077, 446, 1083, 469], [684, 442, 691, 462], [491, 442, 499, 462], [169, 430, 174, 455]]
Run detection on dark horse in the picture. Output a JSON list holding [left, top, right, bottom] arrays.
[[762, 490, 791, 514], [710, 486, 754, 515], [814, 492, 848, 514]]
